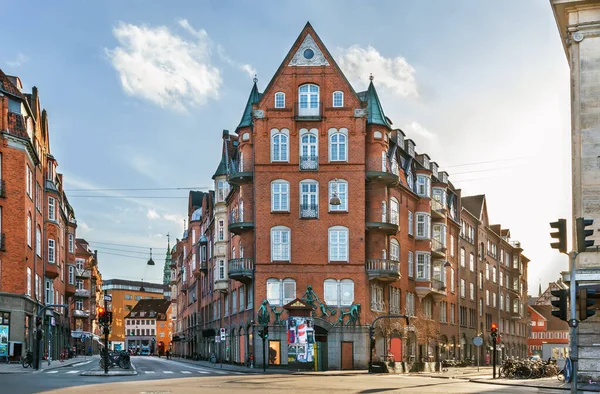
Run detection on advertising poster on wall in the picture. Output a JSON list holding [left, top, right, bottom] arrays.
[[287, 317, 314, 371], [0, 325, 9, 358]]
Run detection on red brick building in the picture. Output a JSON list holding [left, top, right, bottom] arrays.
[[0, 69, 78, 361], [527, 304, 569, 359], [170, 22, 530, 370]]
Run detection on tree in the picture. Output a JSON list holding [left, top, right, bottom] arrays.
[[412, 309, 440, 362], [367, 305, 406, 362]]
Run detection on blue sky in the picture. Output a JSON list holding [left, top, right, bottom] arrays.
[[2, 0, 571, 293]]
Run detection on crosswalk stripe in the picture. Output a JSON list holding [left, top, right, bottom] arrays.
[[145, 371, 155, 374], [163, 371, 173, 374], [66, 370, 80, 374], [197, 370, 209, 374], [46, 370, 59, 374], [181, 371, 191, 374]]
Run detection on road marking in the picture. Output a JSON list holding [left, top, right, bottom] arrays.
[[72, 361, 92, 367], [181, 371, 191, 374], [66, 370, 80, 374], [144, 371, 155, 374], [197, 370, 209, 374], [163, 371, 173, 374], [46, 370, 59, 374]]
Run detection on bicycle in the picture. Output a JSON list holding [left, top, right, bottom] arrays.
[[21, 350, 33, 368]]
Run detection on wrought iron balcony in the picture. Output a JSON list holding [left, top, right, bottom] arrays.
[[75, 288, 90, 298], [228, 159, 253, 185], [76, 269, 91, 278], [228, 258, 254, 283], [300, 203, 318, 219], [0, 179, 5, 198], [228, 209, 254, 234], [73, 309, 90, 318], [366, 157, 399, 185], [431, 198, 447, 219], [431, 238, 447, 258], [300, 155, 319, 171], [366, 259, 401, 282], [294, 101, 323, 121]]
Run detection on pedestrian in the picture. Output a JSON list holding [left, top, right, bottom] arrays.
[[166, 349, 170, 360], [485, 352, 490, 366]]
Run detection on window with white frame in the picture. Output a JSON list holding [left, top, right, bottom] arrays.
[[469, 252, 475, 271], [332, 91, 343, 107], [479, 271, 483, 289], [218, 220, 224, 241], [298, 84, 319, 116], [450, 268, 455, 292], [500, 292, 504, 310], [492, 266, 497, 283], [266, 278, 296, 306], [300, 129, 318, 162], [27, 214, 32, 247], [408, 211, 413, 236], [271, 226, 291, 261], [469, 282, 475, 300], [75, 299, 83, 311], [416, 252, 430, 280], [416, 212, 430, 239], [405, 292, 415, 316], [390, 239, 400, 262], [390, 287, 401, 314], [328, 226, 348, 261], [26, 165, 33, 197], [68, 265, 75, 285], [271, 128, 289, 162], [49, 197, 57, 221], [329, 179, 347, 211], [217, 180, 229, 202], [390, 198, 399, 225], [300, 180, 318, 216], [505, 295, 510, 312], [324, 279, 354, 306], [486, 289, 490, 305], [432, 187, 446, 206], [381, 201, 387, 221], [27, 267, 32, 296], [416, 175, 431, 197], [218, 259, 225, 280], [461, 279, 466, 298], [492, 292, 497, 308], [440, 301, 447, 322], [371, 283, 384, 311], [45, 280, 53, 304], [423, 297, 433, 319], [48, 239, 55, 264], [328, 128, 347, 162], [76, 258, 84, 271], [408, 251, 414, 278], [461, 248, 466, 267], [271, 180, 290, 211], [68, 233, 74, 253], [274, 92, 285, 108], [450, 235, 455, 257]]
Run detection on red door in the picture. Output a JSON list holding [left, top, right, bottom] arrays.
[[390, 338, 402, 362]]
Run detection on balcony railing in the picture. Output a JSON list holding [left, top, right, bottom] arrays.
[[432, 279, 446, 291], [229, 209, 254, 234], [431, 198, 447, 217], [300, 155, 319, 171], [76, 269, 91, 278], [73, 309, 90, 318], [228, 258, 254, 283], [300, 203, 318, 219], [0, 179, 5, 198], [228, 159, 253, 185], [366, 259, 401, 282], [431, 238, 447, 257], [295, 101, 323, 121], [0, 233, 5, 251], [366, 213, 399, 235], [75, 289, 90, 298], [366, 157, 399, 185]]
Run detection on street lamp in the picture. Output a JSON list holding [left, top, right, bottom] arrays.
[[329, 178, 341, 206], [147, 248, 155, 266]]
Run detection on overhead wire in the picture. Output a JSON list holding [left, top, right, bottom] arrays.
[[86, 240, 167, 250]]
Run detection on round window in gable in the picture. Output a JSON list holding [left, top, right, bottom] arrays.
[[303, 48, 314, 59]]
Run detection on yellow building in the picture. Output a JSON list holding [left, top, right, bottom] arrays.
[[102, 279, 169, 351]]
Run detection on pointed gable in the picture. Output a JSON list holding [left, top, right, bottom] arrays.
[[365, 80, 392, 128], [237, 80, 261, 130], [288, 33, 330, 67], [462, 195, 485, 220]]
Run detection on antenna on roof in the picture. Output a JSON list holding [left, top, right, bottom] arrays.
[[253, 74, 258, 84], [369, 73, 374, 81]]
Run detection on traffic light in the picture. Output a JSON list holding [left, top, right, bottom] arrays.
[[550, 219, 567, 254], [576, 217, 595, 253], [369, 326, 375, 351], [551, 289, 569, 322], [97, 307, 106, 324], [263, 325, 269, 339], [578, 287, 597, 321], [35, 316, 43, 341], [491, 322, 498, 340]]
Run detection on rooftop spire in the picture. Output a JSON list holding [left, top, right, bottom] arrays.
[[366, 78, 391, 128], [236, 79, 261, 130]]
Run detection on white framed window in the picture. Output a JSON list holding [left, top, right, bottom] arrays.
[[415, 252, 430, 280], [49, 197, 56, 221], [26, 165, 33, 197], [381, 201, 387, 221], [75, 299, 83, 311], [27, 214, 32, 247], [461, 248, 466, 267], [271, 180, 290, 211], [390, 287, 401, 314], [68, 265, 75, 285], [329, 179, 348, 211], [274, 92, 285, 108], [416, 175, 430, 197], [340, 279, 354, 306], [217, 180, 229, 202], [300, 129, 318, 162], [298, 84, 319, 116], [76, 258, 84, 271], [332, 91, 343, 107], [218, 259, 225, 280], [450, 268, 455, 292], [408, 211, 413, 236], [45, 280, 53, 304], [486, 289, 490, 306], [48, 239, 55, 264], [461, 279, 466, 298], [271, 128, 290, 162], [300, 180, 319, 218], [328, 226, 348, 262], [271, 226, 291, 261], [324, 279, 338, 306], [218, 220, 224, 241], [469, 282, 475, 300], [390, 239, 400, 262], [415, 212, 430, 239], [323, 279, 354, 306], [68, 233, 74, 253], [440, 301, 447, 322], [266, 278, 296, 306], [408, 251, 414, 278], [450, 235, 455, 257], [469, 253, 474, 271], [371, 283, 384, 311], [328, 128, 348, 162], [27, 267, 32, 296], [390, 198, 399, 225], [423, 297, 433, 319], [492, 266, 497, 283], [405, 292, 415, 316]]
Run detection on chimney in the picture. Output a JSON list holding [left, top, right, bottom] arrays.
[[31, 86, 39, 120]]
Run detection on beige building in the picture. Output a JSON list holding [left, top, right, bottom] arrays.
[[551, 0, 600, 383]]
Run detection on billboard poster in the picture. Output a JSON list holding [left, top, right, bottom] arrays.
[[0, 325, 8, 358], [287, 317, 314, 366]]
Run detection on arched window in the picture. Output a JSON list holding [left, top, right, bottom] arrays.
[[298, 84, 320, 116], [274, 92, 285, 108], [271, 128, 289, 162], [324, 279, 338, 305], [460, 247, 466, 267], [328, 226, 349, 262], [328, 128, 348, 162], [340, 279, 354, 306], [266, 278, 296, 305], [300, 179, 318, 218], [271, 180, 290, 211], [329, 179, 348, 211], [271, 226, 291, 261], [390, 239, 400, 262], [390, 197, 399, 225], [332, 91, 343, 107], [300, 128, 318, 170]]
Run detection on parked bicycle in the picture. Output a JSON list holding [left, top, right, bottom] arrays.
[[21, 350, 33, 368], [499, 357, 560, 379], [99, 350, 131, 369]]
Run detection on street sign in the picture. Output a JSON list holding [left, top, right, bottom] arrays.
[[104, 294, 112, 302], [220, 328, 226, 341], [81, 335, 87, 343], [473, 336, 483, 347], [215, 336, 221, 343], [50, 317, 56, 327]]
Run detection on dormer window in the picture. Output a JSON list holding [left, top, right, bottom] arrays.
[[333, 91, 343, 107], [275, 92, 285, 108], [406, 140, 415, 158], [431, 163, 438, 179], [422, 155, 430, 170], [299, 84, 319, 117], [416, 175, 431, 197], [396, 130, 404, 148]]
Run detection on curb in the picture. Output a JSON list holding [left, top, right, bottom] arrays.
[[80, 360, 137, 376], [469, 378, 570, 391], [169, 358, 261, 375], [41, 357, 100, 372]]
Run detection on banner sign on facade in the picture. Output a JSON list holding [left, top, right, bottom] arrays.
[[287, 317, 314, 365], [0, 325, 9, 358]]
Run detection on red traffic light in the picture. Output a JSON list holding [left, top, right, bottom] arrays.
[[97, 307, 105, 314], [491, 322, 498, 331]]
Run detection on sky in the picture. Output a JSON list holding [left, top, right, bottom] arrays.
[[2, 0, 572, 294]]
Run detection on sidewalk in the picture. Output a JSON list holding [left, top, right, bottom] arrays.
[[0, 355, 99, 374]]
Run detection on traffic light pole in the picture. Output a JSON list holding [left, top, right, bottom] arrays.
[[492, 337, 497, 379], [103, 324, 109, 375], [262, 325, 266, 373], [568, 251, 578, 394]]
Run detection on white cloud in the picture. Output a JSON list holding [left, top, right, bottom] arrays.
[[105, 20, 222, 111], [404, 121, 436, 141], [337, 45, 418, 97], [217, 44, 257, 78], [240, 64, 257, 78], [6, 53, 29, 68], [78, 221, 91, 231], [146, 209, 160, 220], [163, 213, 184, 224]]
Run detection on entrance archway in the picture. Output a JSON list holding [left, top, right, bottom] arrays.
[[314, 324, 328, 371]]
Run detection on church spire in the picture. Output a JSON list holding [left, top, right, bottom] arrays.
[[538, 282, 542, 297], [163, 233, 172, 285]]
